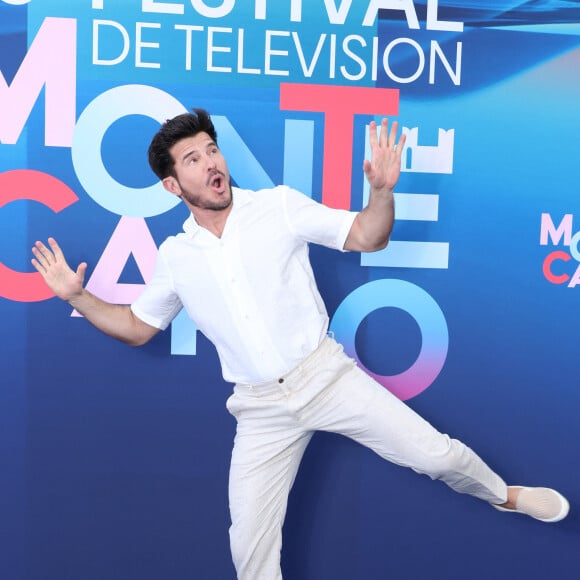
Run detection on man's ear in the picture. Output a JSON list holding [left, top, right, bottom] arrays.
[[161, 175, 181, 197], [162, 176, 181, 197]]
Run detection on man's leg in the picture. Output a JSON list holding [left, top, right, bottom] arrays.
[[300, 338, 568, 521], [302, 346, 507, 503], [226, 387, 313, 580]]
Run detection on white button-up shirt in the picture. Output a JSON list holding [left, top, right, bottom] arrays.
[[131, 186, 357, 384]]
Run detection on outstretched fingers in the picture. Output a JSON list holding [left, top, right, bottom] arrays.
[[31, 238, 86, 301], [371, 118, 397, 146], [32, 238, 64, 269], [47, 237, 66, 259], [364, 117, 407, 191], [368, 118, 405, 155], [380, 118, 391, 148], [383, 119, 404, 154], [388, 120, 398, 149], [393, 125, 406, 155], [31, 242, 52, 272], [368, 119, 380, 148]]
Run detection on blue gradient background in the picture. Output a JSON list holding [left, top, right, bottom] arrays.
[[2, 2, 580, 579]]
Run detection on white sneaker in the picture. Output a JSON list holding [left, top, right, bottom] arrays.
[[492, 486, 569, 523]]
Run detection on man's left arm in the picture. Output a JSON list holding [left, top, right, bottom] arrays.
[[344, 118, 406, 252]]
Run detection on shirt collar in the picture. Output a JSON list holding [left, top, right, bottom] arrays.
[[182, 187, 252, 237]]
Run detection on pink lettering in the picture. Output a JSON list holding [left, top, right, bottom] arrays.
[[0, 17, 76, 146]]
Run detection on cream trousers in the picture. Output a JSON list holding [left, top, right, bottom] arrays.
[[226, 337, 507, 580]]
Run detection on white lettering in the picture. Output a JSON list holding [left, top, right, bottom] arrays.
[[207, 27, 233, 73], [363, 0, 419, 29], [341, 35, 366, 81], [383, 37, 424, 83], [136, 22, 161, 69], [237, 29, 261, 74], [175, 24, 203, 70], [292, 32, 326, 77], [191, 0, 235, 18], [324, 0, 353, 25], [255, 0, 303, 22], [427, 0, 463, 32], [142, 0, 184, 14], [93, 20, 130, 66], [329, 33, 336, 78], [429, 40, 461, 85], [265, 30, 290, 76], [371, 35, 378, 81]]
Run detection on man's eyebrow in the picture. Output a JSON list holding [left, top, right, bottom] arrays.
[[180, 149, 198, 163], [180, 141, 217, 163]]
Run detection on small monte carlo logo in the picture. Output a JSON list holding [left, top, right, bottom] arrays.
[[540, 213, 580, 287]]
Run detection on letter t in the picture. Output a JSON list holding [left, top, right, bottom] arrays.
[[280, 83, 399, 208]]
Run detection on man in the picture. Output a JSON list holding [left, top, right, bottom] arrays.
[[32, 109, 569, 579]]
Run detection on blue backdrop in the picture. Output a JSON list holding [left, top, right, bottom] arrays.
[[1, 1, 579, 579]]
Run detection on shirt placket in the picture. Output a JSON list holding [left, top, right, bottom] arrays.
[[215, 231, 287, 379]]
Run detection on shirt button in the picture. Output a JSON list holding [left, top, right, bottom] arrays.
[[278, 378, 284, 384]]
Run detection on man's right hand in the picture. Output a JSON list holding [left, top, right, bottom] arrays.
[[31, 237, 87, 302], [31, 237, 160, 346]]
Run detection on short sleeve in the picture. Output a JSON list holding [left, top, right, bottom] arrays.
[[281, 186, 358, 251], [131, 243, 183, 330]]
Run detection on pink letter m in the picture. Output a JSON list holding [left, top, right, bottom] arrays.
[[0, 17, 76, 147]]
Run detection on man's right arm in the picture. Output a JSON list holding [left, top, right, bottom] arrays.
[[32, 237, 160, 346]]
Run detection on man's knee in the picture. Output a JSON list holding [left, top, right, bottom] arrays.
[[414, 436, 472, 479]]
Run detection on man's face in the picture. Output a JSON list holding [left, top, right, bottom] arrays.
[[163, 132, 232, 212]]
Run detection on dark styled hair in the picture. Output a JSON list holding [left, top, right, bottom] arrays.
[[148, 108, 218, 179]]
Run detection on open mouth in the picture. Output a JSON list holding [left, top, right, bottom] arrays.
[[208, 171, 225, 192]]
